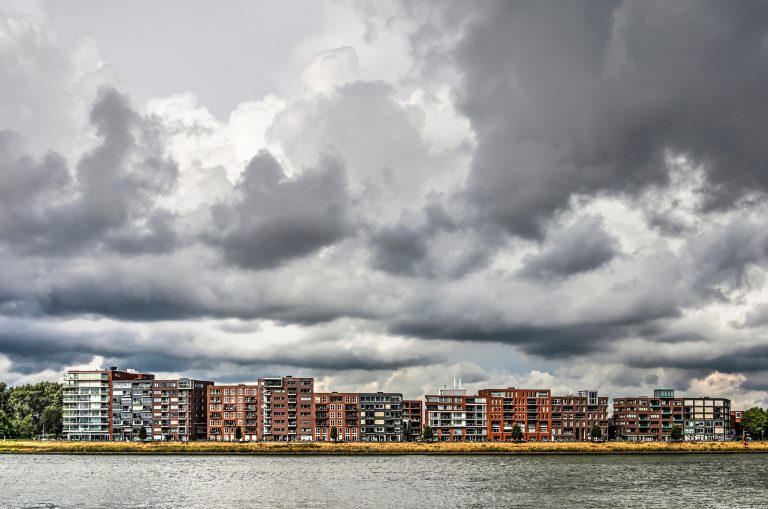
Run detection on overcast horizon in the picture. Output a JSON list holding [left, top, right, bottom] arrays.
[[2, 0, 768, 407]]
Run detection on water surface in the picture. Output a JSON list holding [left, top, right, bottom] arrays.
[[1, 454, 765, 508]]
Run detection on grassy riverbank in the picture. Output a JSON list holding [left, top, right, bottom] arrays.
[[1, 440, 766, 455]]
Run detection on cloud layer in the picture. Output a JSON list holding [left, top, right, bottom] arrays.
[[2, 2, 768, 408]]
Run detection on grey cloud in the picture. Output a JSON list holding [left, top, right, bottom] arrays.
[[685, 219, 768, 300], [519, 217, 618, 280], [628, 344, 768, 374], [0, 87, 179, 255], [370, 224, 430, 276], [451, 0, 768, 238], [0, 319, 440, 375], [369, 200, 503, 278], [206, 150, 350, 269], [741, 304, 768, 328]]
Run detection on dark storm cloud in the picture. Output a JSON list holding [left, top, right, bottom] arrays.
[[519, 217, 618, 280], [36, 276, 376, 324], [368, 200, 503, 279], [628, 344, 768, 374], [370, 223, 430, 276], [454, 0, 768, 238], [0, 87, 179, 255], [741, 304, 768, 328], [685, 220, 768, 300], [0, 320, 439, 375], [206, 150, 350, 269], [393, 319, 625, 358], [0, 326, 142, 374]]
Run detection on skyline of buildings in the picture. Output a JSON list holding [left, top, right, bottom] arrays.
[[62, 366, 748, 443]]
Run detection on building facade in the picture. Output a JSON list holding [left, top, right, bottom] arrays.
[[683, 397, 732, 441], [479, 388, 551, 441], [63, 367, 154, 441], [550, 390, 609, 441], [111, 379, 154, 441], [151, 378, 212, 441], [207, 384, 259, 441], [731, 410, 744, 439], [426, 388, 488, 442], [314, 392, 360, 442], [402, 399, 423, 441], [258, 377, 314, 441], [613, 389, 684, 441], [360, 392, 404, 441]]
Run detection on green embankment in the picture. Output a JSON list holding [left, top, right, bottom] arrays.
[[1, 440, 766, 455]]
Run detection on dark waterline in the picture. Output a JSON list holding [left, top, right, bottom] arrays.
[[1, 454, 766, 508]]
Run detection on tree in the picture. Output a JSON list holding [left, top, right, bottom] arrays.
[[138, 426, 147, 441], [0, 410, 15, 439], [511, 423, 524, 442], [670, 425, 684, 442], [235, 426, 242, 441], [41, 407, 63, 437], [741, 407, 767, 439], [330, 426, 338, 442], [590, 423, 603, 440], [15, 415, 34, 439], [422, 424, 434, 442]]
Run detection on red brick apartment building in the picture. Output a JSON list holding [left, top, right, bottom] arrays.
[[403, 399, 423, 441], [314, 392, 360, 441], [151, 378, 212, 441], [258, 376, 314, 441], [479, 388, 552, 441], [425, 388, 487, 442], [731, 410, 744, 438], [64, 367, 154, 441], [550, 390, 608, 441], [613, 389, 684, 441], [207, 384, 259, 441]]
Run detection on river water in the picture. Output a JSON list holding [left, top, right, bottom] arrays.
[[0, 454, 765, 508]]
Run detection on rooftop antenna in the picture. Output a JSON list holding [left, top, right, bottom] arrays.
[[459, 378, 462, 389], [453, 378, 456, 389]]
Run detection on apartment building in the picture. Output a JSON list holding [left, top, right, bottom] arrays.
[[402, 399, 423, 441], [314, 392, 360, 442], [426, 387, 487, 442], [360, 392, 404, 441], [479, 388, 551, 441], [731, 410, 744, 439], [551, 390, 609, 441], [683, 397, 732, 441], [613, 389, 684, 441], [151, 378, 212, 441], [111, 379, 154, 441], [258, 377, 314, 441], [207, 384, 259, 441], [63, 367, 154, 441]]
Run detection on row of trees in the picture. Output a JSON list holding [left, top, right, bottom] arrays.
[[740, 407, 768, 439], [0, 381, 64, 439]]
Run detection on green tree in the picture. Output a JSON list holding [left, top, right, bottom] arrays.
[[590, 423, 603, 440], [741, 407, 767, 440], [235, 426, 242, 441], [0, 381, 9, 413], [511, 423, 524, 442], [138, 426, 147, 441], [15, 415, 34, 439], [0, 410, 15, 439], [670, 425, 684, 442], [41, 407, 63, 437], [422, 424, 434, 442], [330, 426, 338, 442]]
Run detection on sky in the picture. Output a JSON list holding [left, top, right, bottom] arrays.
[[1, 0, 768, 408]]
